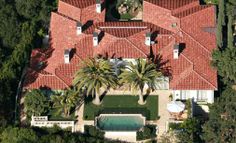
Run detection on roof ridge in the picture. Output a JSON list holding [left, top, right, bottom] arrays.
[[172, 4, 210, 18], [193, 70, 217, 89], [55, 68, 71, 87], [172, 65, 193, 88], [180, 28, 210, 54], [125, 38, 147, 57], [55, 12, 78, 23]]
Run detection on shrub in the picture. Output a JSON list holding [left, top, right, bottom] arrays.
[[84, 125, 104, 139], [168, 123, 181, 130], [137, 125, 156, 140]]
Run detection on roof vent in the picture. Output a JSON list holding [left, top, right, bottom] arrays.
[[76, 22, 82, 35], [96, 0, 101, 13], [64, 49, 71, 64], [172, 23, 177, 28], [173, 44, 179, 59], [93, 32, 98, 46], [145, 32, 151, 46]]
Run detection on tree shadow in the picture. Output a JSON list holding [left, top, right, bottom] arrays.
[[148, 47, 172, 78]]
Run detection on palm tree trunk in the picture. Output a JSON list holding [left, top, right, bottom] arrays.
[[138, 89, 146, 105], [93, 90, 101, 105]]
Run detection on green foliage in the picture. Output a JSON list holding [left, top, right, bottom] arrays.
[[202, 87, 236, 143], [216, 0, 225, 47], [119, 59, 162, 104], [0, 127, 38, 143], [16, 0, 41, 19], [136, 125, 156, 140], [73, 58, 118, 105], [172, 118, 202, 143], [169, 123, 182, 130], [84, 125, 105, 139], [24, 90, 49, 117], [226, 3, 234, 48], [212, 48, 236, 84], [83, 95, 158, 120], [50, 89, 81, 117], [0, 0, 57, 125], [0, 4, 20, 48], [0, 126, 121, 143], [204, 0, 218, 4]]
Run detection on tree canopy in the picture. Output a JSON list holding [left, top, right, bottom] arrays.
[[24, 90, 49, 117], [202, 87, 236, 143]]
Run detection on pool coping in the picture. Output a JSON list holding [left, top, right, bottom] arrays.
[[95, 114, 146, 132]]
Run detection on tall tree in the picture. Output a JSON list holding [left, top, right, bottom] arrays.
[[212, 48, 236, 84], [0, 127, 38, 143], [24, 90, 49, 117], [51, 89, 80, 117], [73, 58, 118, 105], [119, 59, 162, 105], [216, 0, 226, 47], [202, 87, 236, 143]]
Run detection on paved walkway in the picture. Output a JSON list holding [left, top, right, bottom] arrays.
[[75, 104, 85, 132], [154, 90, 172, 137]]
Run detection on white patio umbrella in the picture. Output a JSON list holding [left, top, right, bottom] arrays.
[[167, 101, 185, 113]]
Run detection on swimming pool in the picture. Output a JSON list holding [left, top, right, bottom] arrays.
[[95, 114, 145, 131]]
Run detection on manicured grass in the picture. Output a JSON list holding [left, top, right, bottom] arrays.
[[83, 95, 158, 120]]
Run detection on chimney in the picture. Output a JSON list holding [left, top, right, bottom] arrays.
[[145, 32, 151, 46], [93, 32, 98, 46], [64, 49, 70, 64], [76, 22, 82, 35], [96, 0, 101, 13], [173, 44, 179, 59]]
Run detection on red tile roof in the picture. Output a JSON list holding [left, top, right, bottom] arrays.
[[24, 0, 217, 90], [60, 0, 98, 9], [144, 0, 199, 10]]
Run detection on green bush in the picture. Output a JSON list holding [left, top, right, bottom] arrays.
[[168, 123, 181, 130], [84, 125, 104, 139], [137, 125, 156, 140]]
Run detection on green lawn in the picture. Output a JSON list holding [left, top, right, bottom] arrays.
[[83, 95, 159, 120]]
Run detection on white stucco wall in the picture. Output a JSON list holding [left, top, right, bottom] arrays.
[[172, 90, 214, 103]]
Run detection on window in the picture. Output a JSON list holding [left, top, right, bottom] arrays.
[[180, 90, 190, 100], [197, 90, 208, 101]]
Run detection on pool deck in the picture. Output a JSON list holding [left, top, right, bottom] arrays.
[[76, 89, 172, 141]]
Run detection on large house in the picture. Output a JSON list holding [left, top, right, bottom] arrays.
[[23, 0, 217, 103]]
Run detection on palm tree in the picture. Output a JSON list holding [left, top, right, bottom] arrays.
[[73, 58, 118, 105], [119, 58, 162, 105], [51, 89, 80, 117]]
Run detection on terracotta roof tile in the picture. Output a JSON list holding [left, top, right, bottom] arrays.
[[60, 0, 98, 9], [144, 0, 198, 10], [24, 0, 217, 90]]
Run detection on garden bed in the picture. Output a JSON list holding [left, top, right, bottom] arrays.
[[83, 95, 158, 120], [48, 108, 76, 121]]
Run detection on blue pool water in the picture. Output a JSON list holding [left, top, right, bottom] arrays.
[[96, 115, 144, 131]]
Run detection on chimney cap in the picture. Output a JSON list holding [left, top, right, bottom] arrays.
[[77, 21, 82, 27], [146, 32, 151, 37], [96, 0, 101, 4], [174, 44, 179, 50], [64, 49, 70, 55], [93, 32, 98, 37]]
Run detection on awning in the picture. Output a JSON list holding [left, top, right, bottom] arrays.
[[167, 101, 185, 113]]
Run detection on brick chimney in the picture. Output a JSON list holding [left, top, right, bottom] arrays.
[[173, 44, 179, 59], [76, 22, 82, 35], [93, 32, 98, 46], [96, 0, 101, 13], [64, 49, 70, 64], [145, 32, 151, 46]]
